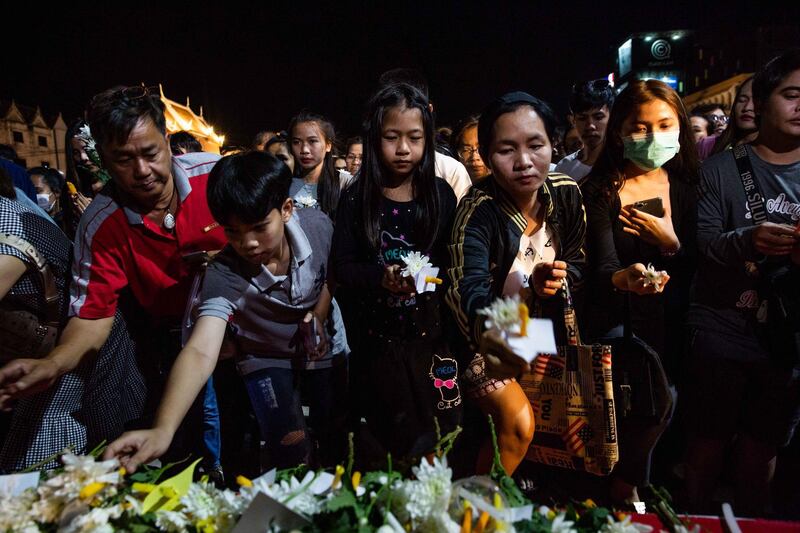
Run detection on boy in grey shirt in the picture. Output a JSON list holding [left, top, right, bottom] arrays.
[[105, 151, 348, 471]]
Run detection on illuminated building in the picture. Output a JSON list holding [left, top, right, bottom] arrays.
[[0, 100, 67, 170], [159, 85, 225, 154]]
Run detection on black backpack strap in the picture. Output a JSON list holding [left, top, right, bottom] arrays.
[[732, 145, 769, 225]]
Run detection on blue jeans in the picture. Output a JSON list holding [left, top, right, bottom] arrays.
[[242, 361, 348, 469], [202, 377, 221, 469]]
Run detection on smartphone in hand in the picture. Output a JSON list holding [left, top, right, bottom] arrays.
[[629, 197, 665, 217], [299, 314, 320, 356]]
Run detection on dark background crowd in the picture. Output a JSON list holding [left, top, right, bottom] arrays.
[[1, 3, 799, 524]]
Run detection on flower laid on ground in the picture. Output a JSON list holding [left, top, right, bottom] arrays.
[[600, 513, 654, 533], [243, 471, 323, 518], [400, 251, 433, 277], [0, 425, 681, 532], [550, 512, 579, 533], [389, 456, 459, 532], [30, 452, 121, 523]]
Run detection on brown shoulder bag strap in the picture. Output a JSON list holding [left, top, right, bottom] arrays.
[[0, 233, 60, 326]]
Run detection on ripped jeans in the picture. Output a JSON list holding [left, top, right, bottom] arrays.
[[241, 360, 348, 469]]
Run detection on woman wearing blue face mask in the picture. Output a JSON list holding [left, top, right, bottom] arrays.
[[28, 167, 65, 229], [580, 80, 699, 504]]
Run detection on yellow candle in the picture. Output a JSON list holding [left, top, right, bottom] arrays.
[[518, 302, 529, 337], [460, 504, 473, 533], [475, 511, 490, 533]]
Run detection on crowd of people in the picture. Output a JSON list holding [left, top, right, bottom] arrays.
[[0, 49, 798, 518]]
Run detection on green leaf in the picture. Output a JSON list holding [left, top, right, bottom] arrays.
[[129, 523, 158, 533], [487, 415, 530, 508], [276, 463, 309, 483], [325, 491, 357, 512], [575, 506, 609, 531], [345, 432, 355, 481]]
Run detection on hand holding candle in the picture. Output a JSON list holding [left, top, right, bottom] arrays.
[[478, 296, 556, 366], [400, 251, 442, 294]]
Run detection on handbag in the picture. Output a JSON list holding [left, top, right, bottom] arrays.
[[520, 281, 619, 476], [598, 295, 674, 424], [0, 233, 61, 361], [732, 145, 800, 367]]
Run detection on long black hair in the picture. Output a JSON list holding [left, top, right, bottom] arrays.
[[357, 82, 439, 252], [288, 111, 341, 219], [589, 79, 699, 196], [710, 76, 755, 157], [65, 119, 95, 197]]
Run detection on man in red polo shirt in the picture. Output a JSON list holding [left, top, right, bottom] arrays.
[[0, 87, 226, 442]]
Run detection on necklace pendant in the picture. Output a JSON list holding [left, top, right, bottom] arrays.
[[163, 212, 176, 230]]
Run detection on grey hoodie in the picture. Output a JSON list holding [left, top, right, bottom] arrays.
[[687, 145, 800, 360]]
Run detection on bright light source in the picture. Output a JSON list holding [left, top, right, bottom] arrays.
[[671, 33, 682, 40], [644, 35, 654, 42]]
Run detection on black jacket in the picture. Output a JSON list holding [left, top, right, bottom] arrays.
[[445, 173, 587, 350]]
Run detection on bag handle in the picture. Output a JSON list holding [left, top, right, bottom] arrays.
[[560, 279, 581, 346], [0, 233, 60, 326]]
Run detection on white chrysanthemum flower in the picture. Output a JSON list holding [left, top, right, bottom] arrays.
[[478, 295, 523, 334], [642, 263, 667, 290], [31, 453, 121, 523], [180, 482, 219, 520], [295, 193, 318, 208], [177, 482, 241, 532], [0, 491, 39, 532], [155, 509, 190, 532], [550, 512, 578, 533], [601, 514, 653, 532], [43, 453, 119, 496], [245, 475, 322, 517], [216, 487, 249, 516], [400, 251, 433, 277], [392, 457, 456, 531], [123, 494, 144, 514], [62, 504, 123, 533], [31, 493, 64, 523]]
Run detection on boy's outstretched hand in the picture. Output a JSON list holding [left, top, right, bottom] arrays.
[[103, 427, 173, 473]]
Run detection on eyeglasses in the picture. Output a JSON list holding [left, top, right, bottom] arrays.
[[345, 154, 362, 162], [457, 146, 480, 159], [112, 84, 160, 102], [707, 115, 730, 124]]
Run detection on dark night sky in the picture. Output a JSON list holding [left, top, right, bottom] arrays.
[[3, 2, 797, 147]]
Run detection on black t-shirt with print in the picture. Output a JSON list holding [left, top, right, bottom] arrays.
[[333, 178, 457, 340]]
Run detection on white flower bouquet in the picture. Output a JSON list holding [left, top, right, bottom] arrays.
[[0, 422, 675, 532]]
